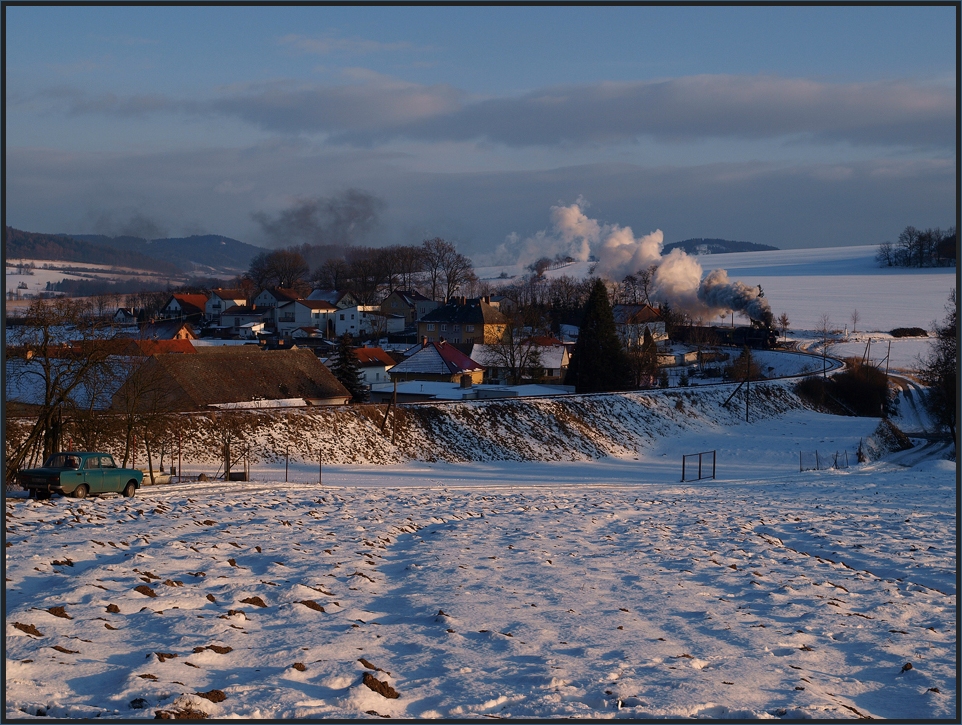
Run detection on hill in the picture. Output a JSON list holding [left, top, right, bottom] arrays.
[[69, 233, 266, 273], [5, 227, 181, 274], [663, 238, 779, 254]]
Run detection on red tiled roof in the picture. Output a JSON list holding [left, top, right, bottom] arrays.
[[354, 346, 395, 367], [170, 294, 208, 315]]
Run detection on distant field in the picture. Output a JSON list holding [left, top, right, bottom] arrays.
[[477, 244, 955, 333]]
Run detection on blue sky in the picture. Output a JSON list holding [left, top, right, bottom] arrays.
[[5, 5, 957, 259]]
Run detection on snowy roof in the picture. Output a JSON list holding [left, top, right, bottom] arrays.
[[388, 341, 483, 376]]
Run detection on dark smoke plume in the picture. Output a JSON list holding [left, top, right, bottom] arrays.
[[698, 269, 773, 326], [91, 210, 169, 240], [252, 189, 386, 248]]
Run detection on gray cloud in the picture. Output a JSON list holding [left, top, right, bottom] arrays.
[[354, 75, 955, 149], [21, 74, 954, 149], [89, 209, 169, 240], [278, 33, 422, 55], [6, 144, 954, 256]]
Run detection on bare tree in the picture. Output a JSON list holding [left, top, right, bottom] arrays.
[[247, 249, 310, 292], [816, 313, 834, 379], [5, 298, 119, 475], [850, 309, 860, 335], [777, 312, 790, 341], [477, 309, 551, 385]]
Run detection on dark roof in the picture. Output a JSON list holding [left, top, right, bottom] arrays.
[[111, 348, 350, 411], [421, 298, 507, 326], [613, 304, 663, 325], [259, 287, 301, 303], [210, 288, 248, 301], [296, 300, 338, 311], [135, 320, 196, 340], [390, 289, 433, 306]]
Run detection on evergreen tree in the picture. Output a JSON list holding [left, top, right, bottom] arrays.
[[330, 333, 367, 403], [918, 289, 957, 448], [564, 279, 633, 392]]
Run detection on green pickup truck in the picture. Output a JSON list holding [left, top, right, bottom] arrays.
[[17, 452, 143, 500]]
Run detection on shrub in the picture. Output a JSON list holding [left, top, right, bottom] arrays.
[[890, 327, 928, 338], [794, 359, 892, 417]]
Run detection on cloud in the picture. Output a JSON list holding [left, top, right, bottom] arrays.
[[20, 74, 954, 150], [251, 189, 386, 248], [278, 33, 422, 55], [377, 75, 954, 149]]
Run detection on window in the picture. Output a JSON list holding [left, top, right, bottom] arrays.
[[440, 324, 447, 332], [466, 325, 474, 332], [427, 323, 435, 331], [340, 314, 345, 321], [453, 324, 460, 332]]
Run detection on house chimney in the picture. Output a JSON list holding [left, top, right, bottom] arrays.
[[460, 373, 473, 388], [422, 336, 428, 348], [482, 295, 490, 304]]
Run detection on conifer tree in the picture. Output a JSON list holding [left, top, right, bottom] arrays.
[[918, 289, 957, 448], [564, 278, 633, 392], [330, 333, 367, 403]]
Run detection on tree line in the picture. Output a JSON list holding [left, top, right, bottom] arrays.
[[876, 226, 956, 268]]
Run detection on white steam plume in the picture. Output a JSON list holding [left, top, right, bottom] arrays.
[[502, 197, 773, 324]]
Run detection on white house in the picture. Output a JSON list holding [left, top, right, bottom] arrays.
[[354, 346, 396, 387], [206, 289, 248, 323], [276, 300, 339, 336], [307, 289, 358, 309], [333, 305, 405, 338]]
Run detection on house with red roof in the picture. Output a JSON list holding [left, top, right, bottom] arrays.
[[159, 293, 208, 322], [353, 346, 396, 387], [387, 339, 484, 384]]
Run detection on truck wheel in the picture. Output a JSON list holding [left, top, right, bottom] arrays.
[[73, 484, 89, 499], [123, 481, 137, 498]]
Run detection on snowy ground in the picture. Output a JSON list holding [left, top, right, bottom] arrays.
[[5, 403, 955, 721]]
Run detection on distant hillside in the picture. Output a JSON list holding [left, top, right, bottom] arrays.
[[69, 233, 266, 273], [663, 239, 779, 255], [5, 227, 181, 274]]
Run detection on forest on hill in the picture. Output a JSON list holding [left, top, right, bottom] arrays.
[[663, 238, 779, 254]]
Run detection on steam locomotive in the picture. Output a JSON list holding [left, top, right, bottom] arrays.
[[672, 319, 779, 349]]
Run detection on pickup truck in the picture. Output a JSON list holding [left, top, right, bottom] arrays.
[[17, 452, 143, 500]]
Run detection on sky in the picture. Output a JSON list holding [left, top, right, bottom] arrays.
[[4, 5, 957, 262]]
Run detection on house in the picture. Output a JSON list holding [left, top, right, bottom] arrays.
[[307, 289, 358, 309], [113, 308, 138, 324], [613, 304, 667, 345], [252, 288, 302, 330], [206, 289, 248, 322], [353, 346, 396, 387], [276, 300, 339, 337], [136, 320, 197, 341], [110, 348, 351, 411], [369, 380, 573, 403], [417, 296, 508, 345], [388, 339, 485, 384], [220, 305, 266, 336], [469, 338, 570, 385], [333, 305, 405, 339], [159, 293, 208, 322], [380, 289, 440, 327]]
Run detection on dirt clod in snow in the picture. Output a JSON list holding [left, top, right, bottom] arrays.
[[13, 622, 42, 637], [135, 585, 157, 598], [901, 662, 913, 672], [195, 689, 226, 703], [106, 604, 121, 613], [297, 600, 324, 612], [291, 663, 306, 672], [46, 606, 71, 619], [362, 672, 399, 699], [155, 707, 209, 719], [240, 596, 267, 608]]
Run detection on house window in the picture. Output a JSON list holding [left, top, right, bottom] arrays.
[[340, 314, 345, 321], [466, 325, 474, 332], [427, 323, 435, 331], [440, 324, 447, 332], [453, 324, 460, 332]]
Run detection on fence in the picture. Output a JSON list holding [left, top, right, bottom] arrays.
[[681, 450, 716, 482], [799, 450, 850, 472]]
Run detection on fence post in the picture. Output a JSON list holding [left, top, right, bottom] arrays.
[[712, 450, 716, 480], [698, 454, 702, 480], [799, 451, 802, 473], [681, 455, 686, 482]]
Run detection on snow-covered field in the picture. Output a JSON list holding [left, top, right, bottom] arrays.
[[478, 244, 955, 334], [5, 393, 956, 720]]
